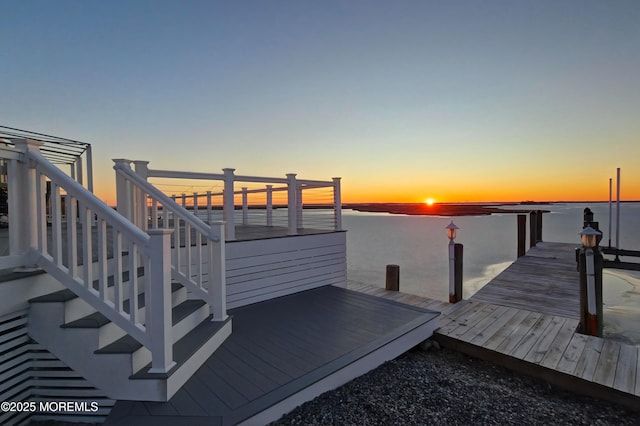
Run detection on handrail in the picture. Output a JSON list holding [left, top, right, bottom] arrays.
[[114, 162, 227, 322], [18, 142, 176, 373], [114, 164, 219, 242], [31, 149, 150, 249]]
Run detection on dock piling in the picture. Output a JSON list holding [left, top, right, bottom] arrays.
[[529, 211, 537, 248], [385, 264, 400, 291], [517, 214, 526, 258]]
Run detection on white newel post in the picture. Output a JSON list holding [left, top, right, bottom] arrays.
[[133, 161, 150, 231], [75, 156, 83, 186], [113, 159, 133, 221], [287, 173, 298, 235], [206, 191, 213, 224], [223, 168, 236, 240], [242, 187, 248, 225], [333, 177, 342, 231], [12, 139, 43, 270], [208, 222, 227, 321], [266, 185, 273, 226], [148, 229, 177, 374], [296, 184, 303, 230], [86, 145, 94, 193]]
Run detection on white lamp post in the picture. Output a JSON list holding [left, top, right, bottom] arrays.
[[579, 225, 600, 335], [446, 221, 459, 302]]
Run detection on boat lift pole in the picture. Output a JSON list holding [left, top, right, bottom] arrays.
[[615, 168, 621, 261], [608, 178, 612, 248]]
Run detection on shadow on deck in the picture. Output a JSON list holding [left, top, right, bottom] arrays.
[[106, 285, 440, 425]]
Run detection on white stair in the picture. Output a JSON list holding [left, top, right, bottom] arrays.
[[27, 278, 232, 402]]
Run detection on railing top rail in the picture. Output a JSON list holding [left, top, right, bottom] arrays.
[[147, 169, 226, 180], [29, 150, 151, 248], [115, 165, 222, 242]]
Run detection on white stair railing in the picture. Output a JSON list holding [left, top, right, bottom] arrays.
[[113, 161, 227, 321], [14, 140, 176, 373]]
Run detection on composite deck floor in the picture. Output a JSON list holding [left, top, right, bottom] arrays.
[[347, 241, 640, 409], [106, 285, 439, 425]]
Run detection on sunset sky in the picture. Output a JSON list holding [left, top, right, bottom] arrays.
[[2, 1, 639, 203]]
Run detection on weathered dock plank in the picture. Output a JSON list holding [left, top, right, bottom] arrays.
[[539, 319, 580, 369], [523, 316, 566, 364], [555, 332, 590, 375], [574, 335, 604, 381], [613, 344, 638, 394], [345, 241, 640, 411], [593, 339, 621, 387]]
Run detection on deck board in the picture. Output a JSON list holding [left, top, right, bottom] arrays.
[[106, 285, 439, 425], [346, 240, 640, 409]]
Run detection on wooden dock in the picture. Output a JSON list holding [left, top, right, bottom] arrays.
[[347, 241, 640, 410]]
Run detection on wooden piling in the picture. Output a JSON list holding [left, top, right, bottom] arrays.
[[578, 248, 603, 336], [385, 264, 400, 291], [529, 211, 537, 248], [536, 210, 543, 242], [517, 214, 526, 258], [449, 244, 463, 303]]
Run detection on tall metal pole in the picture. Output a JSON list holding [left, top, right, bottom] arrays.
[[608, 178, 612, 248], [616, 168, 621, 260]]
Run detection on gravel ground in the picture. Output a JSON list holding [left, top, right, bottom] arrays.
[[273, 344, 639, 426]]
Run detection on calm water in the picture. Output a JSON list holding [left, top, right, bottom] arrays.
[[345, 202, 640, 346]]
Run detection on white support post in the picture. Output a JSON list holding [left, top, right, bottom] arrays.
[[223, 168, 236, 240], [287, 173, 298, 235], [113, 159, 132, 221], [86, 145, 94, 193], [242, 187, 248, 225], [133, 161, 149, 231], [76, 156, 83, 186], [193, 192, 199, 218], [208, 222, 227, 321], [333, 177, 342, 231], [266, 185, 273, 226], [11, 139, 43, 270], [296, 184, 303, 230], [206, 191, 212, 224], [147, 229, 177, 374]]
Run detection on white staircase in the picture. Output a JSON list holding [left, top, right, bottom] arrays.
[[27, 279, 231, 401], [5, 139, 231, 402]]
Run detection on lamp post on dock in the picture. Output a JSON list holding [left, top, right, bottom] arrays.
[[579, 225, 603, 336], [446, 221, 462, 303]]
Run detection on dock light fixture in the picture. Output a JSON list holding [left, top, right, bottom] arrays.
[[446, 221, 460, 303], [579, 225, 601, 336], [579, 225, 600, 249], [446, 221, 459, 242]]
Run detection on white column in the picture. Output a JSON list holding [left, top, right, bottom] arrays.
[[208, 222, 227, 321], [133, 160, 149, 230], [206, 191, 212, 224], [86, 145, 94, 193], [287, 173, 298, 235], [12, 139, 44, 270], [223, 168, 235, 240], [266, 185, 273, 226], [333, 177, 342, 231], [75, 156, 83, 186], [113, 159, 132, 221], [242, 187, 248, 225], [147, 229, 177, 374], [296, 184, 303, 230]]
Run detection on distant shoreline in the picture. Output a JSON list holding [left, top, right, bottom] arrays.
[[343, 203, 549, 216]]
